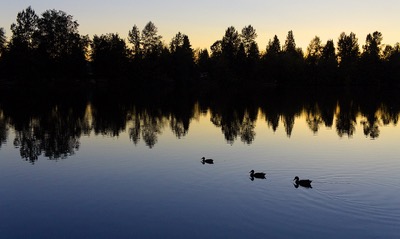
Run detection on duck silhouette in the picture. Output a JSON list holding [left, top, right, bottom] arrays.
[[249, 170, 266, 181], [293, 176, 312, 188], [201, 157, 214, 164]]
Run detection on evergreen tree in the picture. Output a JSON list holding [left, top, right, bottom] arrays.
[[169, 32, 194, 82], [248, 42, 260, 61], [281, 30, 304, 85], [266, 35, 281, 57], [128, 25, 141, 59], [283, 30, 297, 55], [0, 27, 6, 56]]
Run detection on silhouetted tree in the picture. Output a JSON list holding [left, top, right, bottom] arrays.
[[319, 40, 338, 84], [305, 36, 323, 84], [337, 32, 359, 65], [240, 25, 257, 55], [235, 43, 246, 75], [362, 31, 382, 60], [283, 30, 297, 55], [0, 27, 6, 56], [210, 40, 223, 58], [262, 35, 282, 85], [266, 35, 281, 57], [238, 26, 260, 79], [169, 32, 195, 84], [306, 36, 323, 66], [248, 42, 260, 61], [196, 48, 210, 74], [36, 10, 78, 58], [209, 39, 229, 81], [337, 32, 359, 83], [10, 6, 38, 48], [360, 31, 383, 83], [91, 33, 129, 79], [208, 26, 244, 83], [382, 44, 394, 61], [128, 24, 141, 59], [170, 32, 185, 53], [134, 21, 167, 83], [322, 40, 336, 59], [382, 43, 400, 86], [221, 26, 240, 67], [0, 27, 5, 73], [33, 9, 89, 80], [281, 31, 304, 85], [141, 21, 162, 59], [5, 6, 39, 80]]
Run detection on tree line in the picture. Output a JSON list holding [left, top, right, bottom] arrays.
[[1, 6, 400, 88]]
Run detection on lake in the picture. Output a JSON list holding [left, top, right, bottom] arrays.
[[0, 87, 399, 238]]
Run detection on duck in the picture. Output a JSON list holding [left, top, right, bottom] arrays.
[[249, 170, 266, 179], [293, 176, 312, 188], [201, 157, 214, 164]]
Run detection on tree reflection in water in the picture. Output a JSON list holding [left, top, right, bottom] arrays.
[[0, 109, 8, 149], [0, 87, 399, 162]]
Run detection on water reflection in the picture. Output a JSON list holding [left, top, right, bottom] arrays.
[[0, 109, 8, 149], [0, 87, 400, 162]]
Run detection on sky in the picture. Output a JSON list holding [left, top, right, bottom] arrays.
[[1, 0, 399, 51]]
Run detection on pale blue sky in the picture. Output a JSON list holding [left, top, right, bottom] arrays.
[[1, 0, 399, 51]]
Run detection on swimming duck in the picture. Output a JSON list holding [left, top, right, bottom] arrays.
[[249, 170, 266, 179], [293, 176, 312, 188], [201, 157, 214, 164]]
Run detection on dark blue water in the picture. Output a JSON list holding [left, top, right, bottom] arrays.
[[1, 102, 400, 239]]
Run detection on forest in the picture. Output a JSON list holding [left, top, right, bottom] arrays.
[[1, 6, 400, 89]]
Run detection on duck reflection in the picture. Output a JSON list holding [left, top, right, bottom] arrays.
[[201, 157, 214, 164], [249, 170, 266, 181], [293, 176, 312, 188]]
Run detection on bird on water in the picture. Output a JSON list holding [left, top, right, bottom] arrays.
[[249, 170, 266, 180], [201, 157, 214, 164], [293, 176, 312, 188]]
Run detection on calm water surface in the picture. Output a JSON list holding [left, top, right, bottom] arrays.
[[0, 90, 399, 239]]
